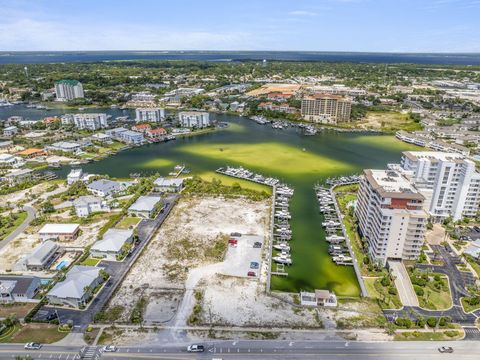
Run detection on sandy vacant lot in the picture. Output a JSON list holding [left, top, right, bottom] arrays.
[[109, 196, 270, 322]]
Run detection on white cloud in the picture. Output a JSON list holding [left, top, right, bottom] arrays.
[[289, 10, 318, 16]]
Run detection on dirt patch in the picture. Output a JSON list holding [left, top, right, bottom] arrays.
[[0, 303, 36, 318], [108, 196, 269, 322]]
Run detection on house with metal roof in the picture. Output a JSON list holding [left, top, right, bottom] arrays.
[[0, 276, 41, 303], [38, 224, 80, 241], [73, 195, 109, 217], [128, 195, 163, 218], [90, 228, 134, 260], [87, 179, 126, 197], [18, 240, 60, 271], [46, 265, 103, 308], [154, 177, 184, 192]]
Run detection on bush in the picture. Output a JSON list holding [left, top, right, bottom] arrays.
[[381, 276, 391, 287], [388, 287, 397, 295], [427, 317, 437, 328], [414, 285, 424, 297]]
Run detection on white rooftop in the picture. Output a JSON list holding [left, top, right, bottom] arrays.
[[369, 169, 419, 194], [129, 196, 162, 212], [47, 265, 101, 300], [91, 228, 133, 253], [403, 151, 465, 162], [154, 177, 184, 186], [39, 223, 79, 234]]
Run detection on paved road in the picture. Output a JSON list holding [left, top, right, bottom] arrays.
[[38, 194, 179, 330], [1, 340, 480, 360], [389, 260, 419, 307], [0, 205, 36, 251]]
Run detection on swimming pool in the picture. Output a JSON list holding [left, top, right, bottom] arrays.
[[56, 260, 70, 270]]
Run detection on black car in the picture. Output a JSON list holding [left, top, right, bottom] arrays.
[[253, 242, 262, 248]]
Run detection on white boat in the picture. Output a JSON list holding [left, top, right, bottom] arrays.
[[274, 243, 290, 251], [333, 254, 352, 262], [273, 255, 292, 265], [322, 221, 341, 227], [326, 235, 345, 243]]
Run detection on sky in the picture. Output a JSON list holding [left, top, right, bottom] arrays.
[[0, 0, 479, 53]]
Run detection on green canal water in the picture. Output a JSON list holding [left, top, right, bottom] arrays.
[[62, 114, 419, 296]]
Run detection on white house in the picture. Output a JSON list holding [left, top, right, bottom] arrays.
[[3, 126, 18, 136], [128, 196, 163, 218], [0, 154, 25, 168], [90, 228, 134, 260], [19, 240, 60, 271], [73, 195, 109, 217], [154, 177, 184, 192], [38, 224, 80, 241], [300, 290, 337, 307], [87, 179, 127, 197], [91, 133, 112, 143], [45, 141, 83, 153], [46, 265, 103, 308]]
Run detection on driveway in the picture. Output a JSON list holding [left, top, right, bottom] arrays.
[[388, 260, 419, 307]]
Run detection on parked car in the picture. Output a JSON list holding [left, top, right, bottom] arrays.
[[230, 232, 242, 237], [24, 343, 42, 350], [102, 345, 117, 352], [253, 241, 262, 248], [187, 344, 205, 352], [247, 271, 256, 277], [250, 261, 259, 269], [228, 239, 238, 247], [438, 346, 453, 353]]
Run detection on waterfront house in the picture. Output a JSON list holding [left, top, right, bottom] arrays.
[[3, 126, 18, 137], [0, 153, 25, 168], [154, 177, 184, 192], [73, 195, 110, 217], [146, 128, 167, 140], [119, 130, 144, 145], [0, 276, 41, 303], [87, 179, 127, 197], [46, 265, 102, 308], [128, 195, 163, 218], [19, 240, 60, 271], [17, 148, 46, 159], [45, 141, 83, 154], [131, 123, 151, 133], [67, 168, 83, 185], [91, 132, 112, 143], [38, 224, 80, 241], [300, 290, 337, 307], [4, 168, 34, 184], [90, 228, 134, 260]]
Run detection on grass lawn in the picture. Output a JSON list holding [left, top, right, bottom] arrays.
[[198, 171, 273, 194], [0, 303, 36, 318], [0, 211, 27, 242], [415, 274, 453, 310], [359, 111, 423, 132], [364, 277, 402, 310], [0, 324, 68, 344], [178, 142, 354, 177], [115, 216, 141, 229], [461, 297, 480, 313], [80, 257, 101, 266], [465, 255, 480, 278], [394, 330, 462, 341]]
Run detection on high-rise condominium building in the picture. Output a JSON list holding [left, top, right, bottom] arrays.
[[178, 111, 210, 128], [55, 80, 84, 101], [301, 94, 351, 124], [356, 169, 428, 265], [135, 108, 165, 123], [400, 151, 480, 221], [72, 113, 108, 131]]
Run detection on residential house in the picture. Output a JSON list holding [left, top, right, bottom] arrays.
[[0, 276, 41, 303], [146, 128, 167, 141], [73, 196, 109, 217], [91, 133, 112, 143], [90, 229, 134, 260], [128, 195, 163, 218], [46, 266, 103, 308], [38, 224, 80, 241], [4, 168, 33, 184], [131, 123, 151, 134], [299, 290, 337, 307], [3, 126, 18, 136], [19, 240, 60, 271], [87, 179, 127, 197], [0, 154, 25, 168], [17, 148, 46, 159], [45, 141, 83, 153], [154, 177, 184, 192]]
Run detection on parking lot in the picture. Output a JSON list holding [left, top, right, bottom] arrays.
[[219, 234, 263, 279]]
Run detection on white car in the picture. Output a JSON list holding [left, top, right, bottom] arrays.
[[24, 343, 42, 350], [102, 345, 117, 352], [187, 344, 205, 352]]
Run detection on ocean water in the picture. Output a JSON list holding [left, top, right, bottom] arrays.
[[0, 51, 480, 65]]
